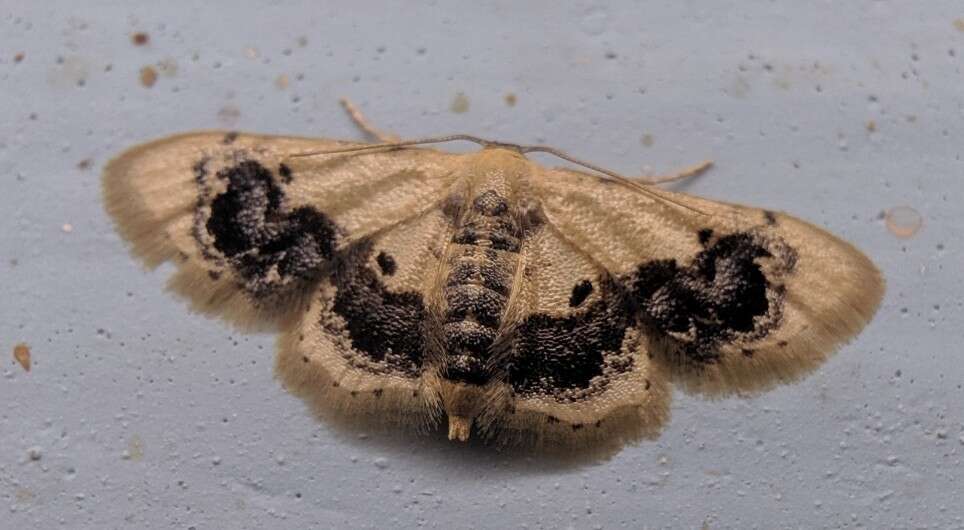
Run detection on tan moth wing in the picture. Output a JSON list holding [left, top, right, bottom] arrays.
[[103, 131, 460, 329], [275, 202, 457, 432], [532, 167, 884, 396], [475, 220, 671, 449]]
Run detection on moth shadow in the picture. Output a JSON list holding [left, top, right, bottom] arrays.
[[319, 417, 632, 474]]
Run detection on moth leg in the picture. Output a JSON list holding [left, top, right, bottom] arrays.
[[339, 97, 401, 143], [635, 160, 713, 185]]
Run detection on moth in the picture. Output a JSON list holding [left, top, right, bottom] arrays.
[[102, 102, 883, 450]]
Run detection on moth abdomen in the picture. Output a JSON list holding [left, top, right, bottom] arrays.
[[438, 188, 525, 386], [439, 254, 512, 385], [444, 284, 506, 328]]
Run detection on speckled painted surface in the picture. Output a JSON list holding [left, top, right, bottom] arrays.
[[2, 2, 962, 529]]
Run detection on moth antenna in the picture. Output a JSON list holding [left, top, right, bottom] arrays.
[[521, 145, 707, 215], [289, 136, 705, 214], [286, 134, 497, 158]]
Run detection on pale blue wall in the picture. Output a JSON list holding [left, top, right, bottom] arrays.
[[2, 2, 962, 528]]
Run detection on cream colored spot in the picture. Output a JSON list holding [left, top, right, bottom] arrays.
[[885, 206, 922, 239], [450, 92, 470, 114], [124, 434, 144, 461], [157, 58, 178, 77], [14, 488, 34, 503]]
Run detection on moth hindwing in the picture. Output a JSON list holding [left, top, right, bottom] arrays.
[[103, 130, 883, 451]]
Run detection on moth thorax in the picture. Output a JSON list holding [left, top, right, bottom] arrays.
[[468, 147, 531, 187]]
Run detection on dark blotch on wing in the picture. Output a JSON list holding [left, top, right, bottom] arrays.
[[204, 160, 337, 294], [193, 157, 210, 184], [278, 163, 293, 183], [509, 282, 634, 397], [331, 246, 424, 376], [569, 279, 593, 307], [376, 251, 397, 276], [698, 228, 714, 245], [632, 232, 777, 363]]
